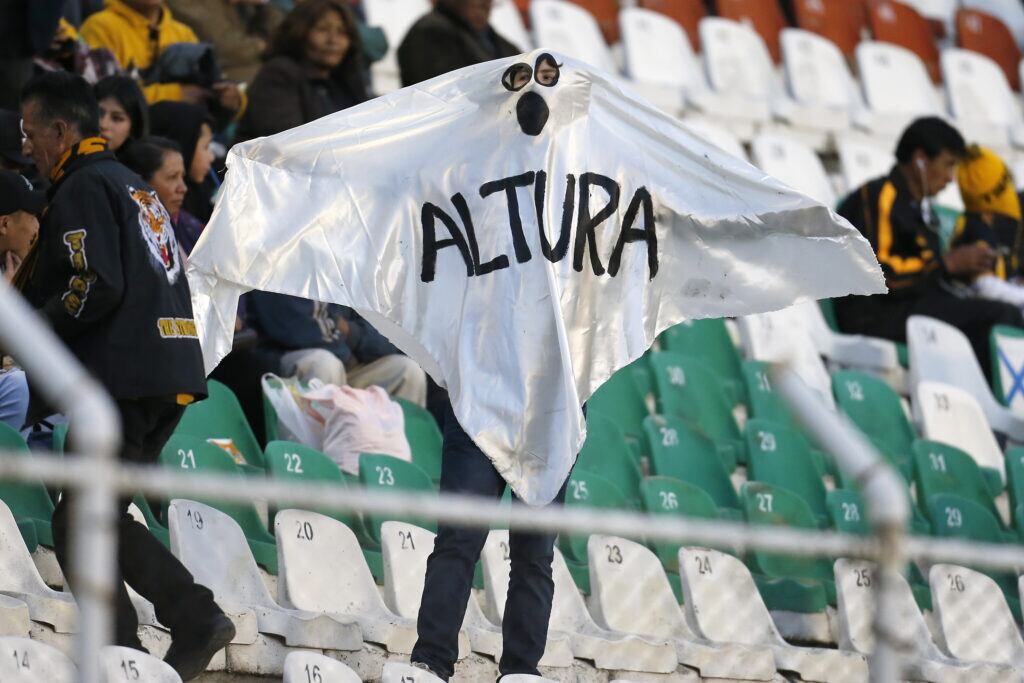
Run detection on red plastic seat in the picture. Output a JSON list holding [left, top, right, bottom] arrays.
[[638, 0, 706, 50], [567, 0, 620, 44], [793, 0, 868, 59], [957, 7, 1022, 91], [716, 0, 788, 63], [867, 0, 941, 82]]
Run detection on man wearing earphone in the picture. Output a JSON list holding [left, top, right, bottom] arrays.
[[833, 117, 1023, 371]]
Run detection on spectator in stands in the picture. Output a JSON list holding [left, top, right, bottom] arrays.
[[119, 135, 200, 254], [0, 110, 33, 173], [79, 0, 244, 117], [94, 74, 149, 155], [238, 0, 369, 141], [397, 0, 520, 87], [18, 72, 233, 678], [148, 101, 216, 223], [0, 0, 64, 110], [834, 117, 1023, 369]]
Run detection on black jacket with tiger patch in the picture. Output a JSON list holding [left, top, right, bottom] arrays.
[[18, 137, 206, 421]]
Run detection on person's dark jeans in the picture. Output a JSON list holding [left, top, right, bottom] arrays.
[[54, 397, 222, 649], [411, 401, 571, 681]]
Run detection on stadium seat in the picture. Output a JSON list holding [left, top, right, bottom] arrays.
[[577, 415, 641, 506], [167, 499, 363, 650], [358, 454, 436, 546], [557, 468, 630, 567], [832, 370, 914, 480], [0, 499, 75, 634], [159, 434, 278, 573], [643, 415, 742, 517], [658, 319, 745, 407], [529, 0, 615, 73], [1004, 446, 1024, 525], [930, 564, 1024, 666], [751, 132, 836, 205], [941, 48, 1023, 153], [274, 509, 417, 653], [745, 419, 829, 527], [854, 41, 942, 142], [832, 559, 1012, 681], [282, 651, 360, 683], [963, 0, 1024, 50], [740, 482, 837, 605], [649, 352, 745, 466], [716, 0, 787, 63], [567, 0, 618, 44], [991, 325, 1024, 415], [100, 645, 181, 682], [677, 547, 868, 682], [396, 398, 443, 483], [618, 7, 694, 115], [377, 521, 486, 659], [0, 594, 27, 639], [587, 365, 649, 449], [490, 0, 533, 52], [0, 423, 54, 549], [913, 440, 1005, 526], [0, 636, 75, 682], [793, 0, 868, 59], [638, 477, 720, 572], [637, 0, 705, 50], [914, 381, 1007, 488], [867, 0, 941, 82], [740, 360, 799, 433], [175, 379, 265, 470], [363, 0, 432, 93], [679, 119, 750, 161], [586, 535, 778, 680], [957, 7, 1022, 91], [836, 136, 893, 194], [778, 29, 860, 142], [382, 662, 444, 683]]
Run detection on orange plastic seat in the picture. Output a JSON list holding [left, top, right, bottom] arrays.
[[638, 0, 706, 50], [716, 0, 788, 63], [867, 0, 941, 82], [957, 7, 1022, 91], [793, 0, 867, 59]]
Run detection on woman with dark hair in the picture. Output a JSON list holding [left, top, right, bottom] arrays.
[[149, 101, 217, 223], [94, 75, 149, 154], [238, 0, 370, 141]]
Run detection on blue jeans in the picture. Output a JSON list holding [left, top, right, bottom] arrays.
[[0, 370, 28, 433], [411, 401, 571, 680]]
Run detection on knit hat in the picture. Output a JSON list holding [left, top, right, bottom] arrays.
[[957, 145, 1021, 220]]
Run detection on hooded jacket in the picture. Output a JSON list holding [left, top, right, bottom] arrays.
[[18, 137, 206, 419], [149, 101, 215, 223]]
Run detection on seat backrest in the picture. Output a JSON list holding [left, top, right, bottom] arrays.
[[912, 440, 1001, 524], [588, 366, 650, 444], [745, 418, 828, 522], [926, 492, 1005, 544], [699, 17, 776, 100], [491, 0, 533, 52], [716, 0, 787, 63], [558, 469, 630, 563], [0, 424, 53, 531], [359, 454, 436, 543], [679, 119, 749, 161], [620, 7, 701, 90], [956, 7, 1022, 90], [642, 414, 740, 511], [962, 0, 1024, 49], [100, 646, 181, 683], [0, 637, 75, 682], [1005, 446, 1024, 516], [167, 499, 275, 609], [990, 325, 1024, 414], [751, 132, 836, 206], [175, 379, 264, 469], [380, 521, 434, 619], [577, 414, 641, 503], [867, 0, 941, 81], [793, 0, 868, 58], [283, 651, 361, 683], [396, 398, 443, 482], [638, 0, 706, 50], [930, 563, 1024, 664], [740, 481, 832, 581], [837, 137, 894, 194], [481, 529, 513, 622], [741, 360, 799, 432], [941, 48, 1018, 127], [826, 488, 870, 534], [638, 476, 719, 571], [780, 28, 858, 111], [649, 351, 742, 445], [530, 0, 615, 72], [677, 546, 783, 647], [832, 370, 915, 464], [382, 662, 446, 683], [0, 499, 60, 597], [855, 41, 941, 115], [567, 0, 619, 44], [914, 381, 1006, 483], [658, 319, 744, 391]]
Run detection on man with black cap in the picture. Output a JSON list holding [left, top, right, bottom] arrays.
[[17, 70, 234, 680]]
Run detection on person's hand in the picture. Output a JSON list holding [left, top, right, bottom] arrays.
[[180, 84, 209, 105], [3, 252, 22, 283], [234, 315, 244, 333], [213, 82, 243, 112], [336, 317, 350, 339], [944, 243, 997, 276]]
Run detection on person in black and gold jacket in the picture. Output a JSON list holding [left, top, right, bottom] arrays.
[[833, 117, 1022, 370], [18, 71, 232, 681]]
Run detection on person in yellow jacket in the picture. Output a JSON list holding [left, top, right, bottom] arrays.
[[80, 0, 243, 116]]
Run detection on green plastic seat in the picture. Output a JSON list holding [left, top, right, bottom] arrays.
[[1004, 447, 1024, 531], [558, 469, 631, 566], [358, 454, 436, 546], [745, 419, 829, 527], [658, 319, 745, 406], [131, 495, 170, 547], [0, 423, 53, 549], [158, 434, 278, 573], [396, 399, 443, 483], [913, 440, 1003, 528], [626, 353, 655, 405], [577, 414, 642, 506], [650, 351, 745, 465], [833, 370, 914, 480], [927, 493, 1021, 621], [643, 415, 741, 518], [175, 379, 265, 470], [638, 476, 719, 573], [740, 481, 836, 606], [261, 374, 283, 444], [52, 423, 68, 455], [588, 365, 650, 448]]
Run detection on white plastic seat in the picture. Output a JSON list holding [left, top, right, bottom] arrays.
[[0, 499, 75, 633], [283, 651, 361, 683], [837, 137, 894, 193], [908, 315, 1024, 444], [788, 301, 904, 383], [751, 132, 836, 206], [100, 645, 182, 683], [363, 0, 431, 93], [490, 0, 532, 53], [529, 0, 615, 73], [778, 28, 856, 139], [941, 48, 1023, 154], [855, 41, 941, 142], [501, 676, 559, 682], [834, 559, 1016, 682], [587, 535, 778, 680], [619, 7, 695, 115], [381, 661, 444, 682], [275, 509, 417, 653], [991, 326, 1024, 415], [678, 547, 868, 683], [167, 499, 362, 650], [931, 564, 1024, 667], [915, 381, 1008, 483], [0, 595, 28, 638], [377, 521, 474, 658], [480, 530, 676, 672], [680, 119, 749, 162], [0, 636, 75, 681]]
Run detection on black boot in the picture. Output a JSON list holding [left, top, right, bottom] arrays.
[[163, 612, 235, 681]]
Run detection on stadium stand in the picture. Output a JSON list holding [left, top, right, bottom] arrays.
[[0, 636, 76, 682], [867, 0, 942, 83], [282, 650, 361, 683]]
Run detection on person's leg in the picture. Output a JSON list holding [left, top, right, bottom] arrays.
[[280, 348, 347, 386], [347, 355, 428, 406], [911, 290, 1024, 370], [498, 475, 571, 677], [411, 401, 506, 680], [0, 370, 28, 432]]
